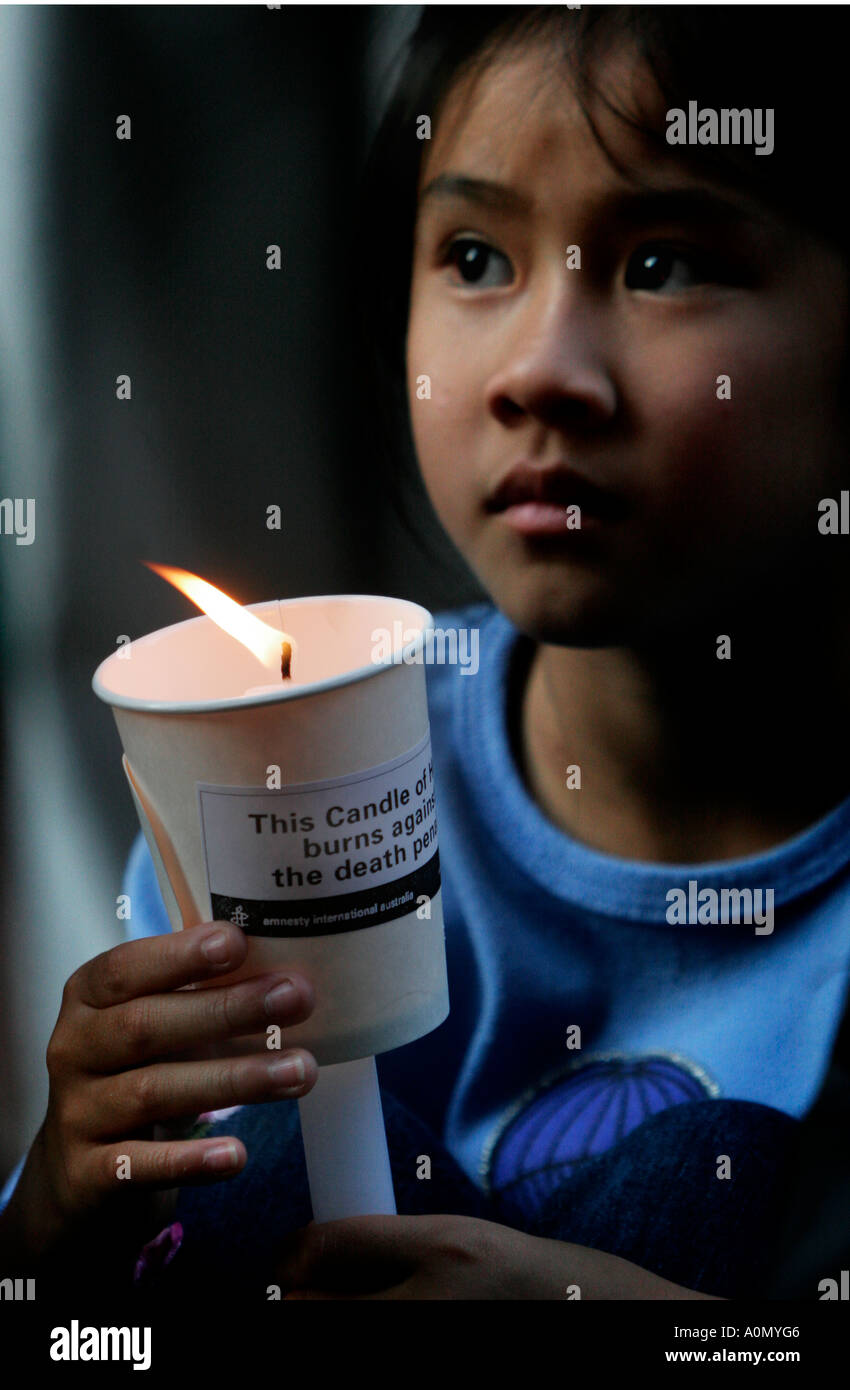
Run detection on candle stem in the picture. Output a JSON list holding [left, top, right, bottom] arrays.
[[296, 1056, 396, 1222]]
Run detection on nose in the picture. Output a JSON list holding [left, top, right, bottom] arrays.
[[484, 278, 618, 433]]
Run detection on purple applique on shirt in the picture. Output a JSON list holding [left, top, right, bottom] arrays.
[[134, 1221, 183, 1286]]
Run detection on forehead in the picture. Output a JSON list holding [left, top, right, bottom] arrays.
[[417, 38, 684, 203]]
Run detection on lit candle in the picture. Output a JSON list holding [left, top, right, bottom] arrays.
[[93, 566, 449, 1222], [145, 563, 295, 689]]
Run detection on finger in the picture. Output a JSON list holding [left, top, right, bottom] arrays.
[[277, 1216, 429, 1290], [192, 1030, 280, 1060], [82, 972, 315, 1072], [84, 1048, 318, 1137], [74, 921, 251, 1010], [178, 1030, 288, 1063], [82, 1135, 251, 1194]]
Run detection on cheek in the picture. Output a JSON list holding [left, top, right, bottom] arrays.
[[631, 319, 841, 542], [407, 320, 479, 532]]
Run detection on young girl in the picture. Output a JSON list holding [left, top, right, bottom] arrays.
[[3, 5, 850, 1300]]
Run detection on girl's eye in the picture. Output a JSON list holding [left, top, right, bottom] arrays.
[[442, 237, 513, 288], [624, 243, 717, 293]]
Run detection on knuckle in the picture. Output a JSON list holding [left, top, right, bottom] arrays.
[[45, 1027, 71, 1078], [432, 1215, 481, 1264], [51, 1088, 83, 1142], [221, 1059, 249, 1106], [147, 1144, 182, 1183], [126, 1066, 160, 1121], [203, 1058, 242, 1108], [60, 974, 78, 1012], [210, 984, 241, 1035], [95, 948, 129, 1003], [122, 1000, 156, 1056]]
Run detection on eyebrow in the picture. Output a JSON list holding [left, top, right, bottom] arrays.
[[416, 173, 762, 230], [417, 174, 533, 216], [606, 186, 760, 230]]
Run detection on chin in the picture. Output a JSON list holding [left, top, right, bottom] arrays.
[[493, 588, 635, 649], [464, 538, 634, 647]]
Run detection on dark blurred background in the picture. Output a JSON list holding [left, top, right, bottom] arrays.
[[0, 4, 481, 1179]]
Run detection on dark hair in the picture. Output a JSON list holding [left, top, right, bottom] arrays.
[[352, 5, 848, 575]]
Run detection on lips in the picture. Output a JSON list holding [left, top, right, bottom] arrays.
[[485, 460, 629, 521]]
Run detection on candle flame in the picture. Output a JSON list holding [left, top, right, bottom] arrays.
[[145, 563, 293, 674]]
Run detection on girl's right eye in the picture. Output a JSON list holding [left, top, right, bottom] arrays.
[[441, 237, 513, 288]]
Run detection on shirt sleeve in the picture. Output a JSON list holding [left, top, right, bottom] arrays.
[[123, 831, 172, 940], [0, 1157, 26, 1215]]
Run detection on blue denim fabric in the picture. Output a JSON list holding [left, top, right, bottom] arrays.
[[152, 1092, 796, 1299], [517, 1098, 798, 1298]]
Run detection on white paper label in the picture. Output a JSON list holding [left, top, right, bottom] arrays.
[[197, 729, 440, 936]]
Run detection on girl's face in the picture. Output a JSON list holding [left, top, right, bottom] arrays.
[[406, 42, 849, 646]]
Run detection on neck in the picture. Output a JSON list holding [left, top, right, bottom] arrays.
[[517, 585, 850, 863]]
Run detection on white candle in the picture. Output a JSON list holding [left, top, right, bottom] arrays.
[[298, 1057, 396, 1221], [93, 587, 448, 1223]]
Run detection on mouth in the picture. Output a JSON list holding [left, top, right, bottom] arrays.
[[485, 460, 630, 535]]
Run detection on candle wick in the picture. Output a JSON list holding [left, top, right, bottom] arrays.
[[281, 640, 292, 681]]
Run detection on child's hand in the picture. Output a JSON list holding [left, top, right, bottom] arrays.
[[274, 1214, 725, 1300], [1, 920, 316, 1270]]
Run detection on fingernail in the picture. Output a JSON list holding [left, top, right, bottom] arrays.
[[201, 931, 231, 965], [268, 1055, 306, 1089], [202, 1142, 240, 1171], [264, 979, 296, 1016]]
